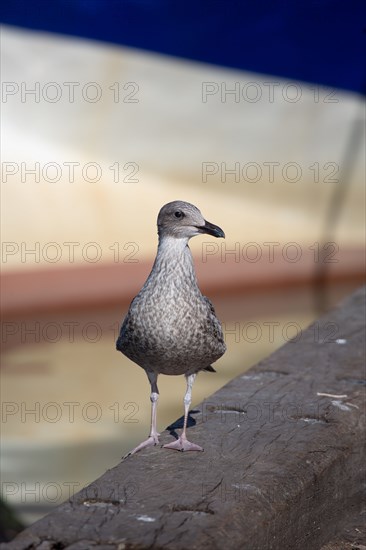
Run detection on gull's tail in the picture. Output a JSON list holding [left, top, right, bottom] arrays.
[[203, 365, 216, 373]]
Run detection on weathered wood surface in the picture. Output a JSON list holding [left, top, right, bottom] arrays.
[[2, 286, 365, 550], [319, 503, 366, 549]]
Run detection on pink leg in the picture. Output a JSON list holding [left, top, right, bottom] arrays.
[[163, 373, 203, 452], [123, 372, 160, 458]]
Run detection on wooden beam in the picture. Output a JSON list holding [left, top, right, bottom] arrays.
[[3, 286, 365, 549]]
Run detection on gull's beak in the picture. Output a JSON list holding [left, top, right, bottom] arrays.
[[198, 220, 225, 238]]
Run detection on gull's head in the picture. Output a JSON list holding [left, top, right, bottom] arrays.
[[157, 200, 225, 240]]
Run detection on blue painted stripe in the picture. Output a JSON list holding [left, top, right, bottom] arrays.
[[1, 0, 365, 94]]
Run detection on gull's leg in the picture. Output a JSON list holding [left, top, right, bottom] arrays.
[[163, 373, 203, 452], [123, 371, 160, 458]]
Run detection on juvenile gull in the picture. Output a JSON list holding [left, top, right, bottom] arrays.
[[116, 200, 226, 454]]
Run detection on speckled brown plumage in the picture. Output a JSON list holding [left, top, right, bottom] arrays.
[[117, 234, 226, 376], [116, 200, 226, 454]]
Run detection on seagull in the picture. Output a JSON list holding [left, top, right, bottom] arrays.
[[116, 200, 226, 455]]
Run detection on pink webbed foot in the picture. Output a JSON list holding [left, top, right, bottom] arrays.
[[163, 434, 203, 452], [123, 433, 160, 459]]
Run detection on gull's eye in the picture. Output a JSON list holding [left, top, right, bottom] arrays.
[[174, 211, 184, 219]]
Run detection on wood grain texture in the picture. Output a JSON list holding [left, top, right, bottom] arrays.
[[2, 287, 365, 550]]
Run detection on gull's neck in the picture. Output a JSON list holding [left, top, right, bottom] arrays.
[[144, 234, 199, 288], [157, 235, 190, 256], [154, 235, 193, 271]]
